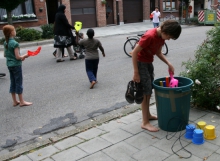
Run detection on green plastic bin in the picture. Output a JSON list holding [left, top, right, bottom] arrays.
[[153, 77, 193, 132]]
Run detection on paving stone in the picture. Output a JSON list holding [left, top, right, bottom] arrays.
[[189, 108, 208, 121], [54, 125, 77, 135], [194, 113, 220, 127], [144, 128, 169, 139], [53, 136, 84, 150], [205, 152, 220, 161], [152, 136, 190, 154], [178, 141, 219, 159], [42, 158, 54, 161], [96, 120, 126, 132], [102, 142, 139, 161], [78, 151, 114, 161], [11, 155, 32, 161], [132, 146, 169, 161], [100, 129, 132, 144], [51, 147, 87, 161], [163, 153, 201, 161], [117, 113, 141, 124], [76, 127, 106, 140], [120, 120, 144, 135], [27, 145, 59, 161], [216, 147, 220, 154], [125, 132, 159, 150], [77, 137, 112, 154]]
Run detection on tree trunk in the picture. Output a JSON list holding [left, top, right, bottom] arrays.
[[7, 11, 12, 24]]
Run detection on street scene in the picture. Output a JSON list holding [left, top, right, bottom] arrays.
[[1, 22, 220, 161]]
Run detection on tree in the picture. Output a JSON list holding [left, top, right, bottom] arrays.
[[0, 0, 27, 24]]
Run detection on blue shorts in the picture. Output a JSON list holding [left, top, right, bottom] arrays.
[[8, 66, 23, 94], [138, 62, 154, 95]]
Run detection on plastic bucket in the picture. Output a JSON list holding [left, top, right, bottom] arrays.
[[197, 121, 206, 130], [153, 77, 193, 132], [192, 129, 205, 145], [204, 125, 216, 140], [185, 124, 196, 139]]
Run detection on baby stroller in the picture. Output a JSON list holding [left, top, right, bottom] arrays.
[[73, 32, 85, 59]]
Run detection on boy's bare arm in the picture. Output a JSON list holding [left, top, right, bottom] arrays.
[[131, 44, 142, 82], [156, 47, 174, 73]]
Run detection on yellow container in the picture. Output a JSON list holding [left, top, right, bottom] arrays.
[[204, 125, 216, 140], [197, 121, 206, 130]]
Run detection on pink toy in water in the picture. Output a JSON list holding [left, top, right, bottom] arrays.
[[169, 70, 178, 88]]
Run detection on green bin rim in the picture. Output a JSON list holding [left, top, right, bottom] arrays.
[[153, 76, 193, 91]]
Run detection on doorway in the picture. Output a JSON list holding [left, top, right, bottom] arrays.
[[106, 0, 114, 25], [150, 0, 155, 14], [46, 0, 58, 24]]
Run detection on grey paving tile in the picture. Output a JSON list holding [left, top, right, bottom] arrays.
[[51, 146, 87, 161], [189, 108, 208, 121], [194, 113, 220, 127], [77, 137, 112, 154], [55, 125, 77, 135], [76, 127, 106, 140], [27, 145, 59, 161], [117, 113, 141, 124], [120, 120, 144, 135], [11, 155, 32, 161], [53, 136, 84, 150], [125, 132, 159, 150], [102, 142, 139, 161], [78, 151, 114, 161], [96, 120, 126, 132], [42, 158, 54, 161], [206, 152, 220, 161], [216, 147, 220, 154], [179, 141, 219, 159], [153, 136, 190, 154], [144, 128, 170, 139], [163, 154, 201, 161], [100, 129, 132, 144], [132, 146, 170, 161]]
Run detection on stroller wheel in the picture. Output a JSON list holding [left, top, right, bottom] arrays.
[[79, 54, 85, 59]]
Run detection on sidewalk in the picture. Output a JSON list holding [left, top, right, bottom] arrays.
[[1, 22, 219, 161], [8, 102, 220, 161]]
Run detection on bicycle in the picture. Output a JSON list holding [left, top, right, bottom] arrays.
[[124, 33, 168, 57]]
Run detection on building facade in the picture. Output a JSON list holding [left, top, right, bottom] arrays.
[[0, 0, 218, 29]]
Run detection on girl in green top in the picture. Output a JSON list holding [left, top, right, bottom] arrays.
[[3, 25, 32, 107]]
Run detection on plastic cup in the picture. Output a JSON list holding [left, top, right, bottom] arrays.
[[192, 129, 205, 145], [184, 124, 196, 139], [197, 121, 206, 130], [204, 125, 216, 140]]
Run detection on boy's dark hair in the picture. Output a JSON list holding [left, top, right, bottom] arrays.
[[160, 20, 181, 40], [87, 28, 94, 39], [155, 7, 158, 9]]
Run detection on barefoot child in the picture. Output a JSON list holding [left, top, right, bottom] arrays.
[[131, 20, 181, 132], [3, 25, 33, 107]]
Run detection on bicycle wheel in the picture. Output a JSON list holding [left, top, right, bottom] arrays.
[[124, 38, 138, 57], [162, 42, 168, 55]]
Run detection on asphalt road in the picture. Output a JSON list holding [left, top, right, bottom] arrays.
[[0, 26, 213, 149]]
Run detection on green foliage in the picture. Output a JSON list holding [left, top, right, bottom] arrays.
[[189, 17, 199, 24], [40, 24, 54, 39], [0, 0, 26, 11], [16, 27, 42, 41], [180, 24, 220, 110]]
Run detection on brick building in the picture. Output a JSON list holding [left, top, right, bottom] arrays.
[[0, 0, 195, 29]]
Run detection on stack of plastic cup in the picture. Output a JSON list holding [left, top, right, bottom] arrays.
[[204, 125, 216, 140], [185, 124, 196, 139], [192, 129, 205, 145]]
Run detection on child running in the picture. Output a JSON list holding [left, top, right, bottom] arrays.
[[3, 25, 32, 107], [131, 20, 182, 132]]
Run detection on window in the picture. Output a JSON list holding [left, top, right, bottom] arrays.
[[163, 0, 177, 11], [0, 0, 34, 20]]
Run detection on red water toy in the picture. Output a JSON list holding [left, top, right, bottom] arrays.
[[27, 46, 41, 56]]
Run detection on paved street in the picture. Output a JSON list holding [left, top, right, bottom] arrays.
[[0, 22, 219, 161]]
